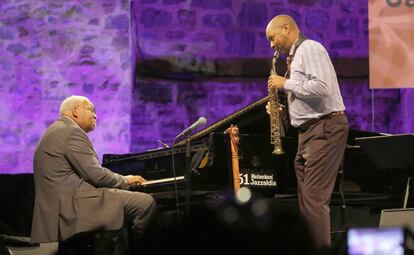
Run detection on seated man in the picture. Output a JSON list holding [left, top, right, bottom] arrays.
[[30, 95, 157, 250]]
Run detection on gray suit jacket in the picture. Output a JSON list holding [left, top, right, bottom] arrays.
[[31, 116, 129, 243]]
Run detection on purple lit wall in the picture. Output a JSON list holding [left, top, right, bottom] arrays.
[[0, 0, 133, 173], [131, 0, 414, 151], [1, 0, 414, 173]]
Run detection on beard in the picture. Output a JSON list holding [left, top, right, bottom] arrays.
[[280, 47, 290, 56], [276, 45, 289, 56], [276, 35, 291, 56]]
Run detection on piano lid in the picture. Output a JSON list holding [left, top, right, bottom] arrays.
[[176, 96, 270, 146]]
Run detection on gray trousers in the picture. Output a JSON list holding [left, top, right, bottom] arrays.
[[295, 114, 348, 248], [108, 189, 157, 237]]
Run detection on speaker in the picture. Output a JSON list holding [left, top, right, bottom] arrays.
[[379, 208, 414, 231]]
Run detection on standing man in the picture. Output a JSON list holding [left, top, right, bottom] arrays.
[[31, 95, 157, 249], [266, 15, 349, 248]]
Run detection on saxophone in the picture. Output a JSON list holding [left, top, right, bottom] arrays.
[[269, 50, 284, 155]]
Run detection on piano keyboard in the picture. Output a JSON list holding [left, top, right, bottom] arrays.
[[141, 176, 185, 186]]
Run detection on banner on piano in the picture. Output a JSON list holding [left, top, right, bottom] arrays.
[[239, 170, 277, 188]]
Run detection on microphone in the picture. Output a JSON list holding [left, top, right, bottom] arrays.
[[176, 117, 207, 138]]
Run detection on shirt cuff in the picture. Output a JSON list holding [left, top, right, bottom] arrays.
[[283, 79, 295, 91]]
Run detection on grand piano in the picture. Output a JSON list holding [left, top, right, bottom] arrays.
[[103, 96, 293, 195], [102, 96, 410, 227]]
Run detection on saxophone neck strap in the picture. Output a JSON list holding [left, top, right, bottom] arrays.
[[285, 33, 308, 78], [291, 32, 308, 59]]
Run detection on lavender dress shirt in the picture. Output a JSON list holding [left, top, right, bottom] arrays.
[[283, 39, 345, 128]]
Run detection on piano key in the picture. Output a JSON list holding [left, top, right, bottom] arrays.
[[141, 176, 184, 186]]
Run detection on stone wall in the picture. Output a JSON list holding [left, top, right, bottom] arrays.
[[131, 0, 413, 152], [0, 0, 132, 173]]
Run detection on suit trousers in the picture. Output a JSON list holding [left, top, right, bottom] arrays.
[[106, 189, 157, 238], [58, 189, 156, 255], [294, 114, 348, 249]]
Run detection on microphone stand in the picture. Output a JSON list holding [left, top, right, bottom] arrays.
[[184, 135, 192, 219], [173, 117, 207, 221]]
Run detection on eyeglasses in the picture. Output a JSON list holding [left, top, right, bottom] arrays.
[[79, 106, 96, 114]]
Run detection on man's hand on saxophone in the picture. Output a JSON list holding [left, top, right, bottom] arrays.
[[267, 74, 286, 91], [265, 102, 285, 115], [266, 74, 287, 115]]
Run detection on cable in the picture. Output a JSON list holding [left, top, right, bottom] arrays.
[[171, 137, 180, 216], [338, 155, 346, 209], [338, 155, 347, 234], [371, 89, 375, 132]]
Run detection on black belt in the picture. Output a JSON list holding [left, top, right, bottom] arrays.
[[298, 111, 345, 132]]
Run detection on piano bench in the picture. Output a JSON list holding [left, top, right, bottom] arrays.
[[58, 228, 129, 255]]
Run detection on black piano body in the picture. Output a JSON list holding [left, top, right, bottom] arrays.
[[102, 96, 411, 217], [103, 132, 289, 195], [103, 96, 296, 211]]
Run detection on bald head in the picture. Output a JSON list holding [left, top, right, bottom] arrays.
[[60, 95, 97, 133], [266, 15, 299, 34], [60, 95, 90, 116], [265, 15, 300, 55]]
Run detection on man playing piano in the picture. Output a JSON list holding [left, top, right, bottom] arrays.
[[266, 15, 349, 249], [30, 95, 157, 252]]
